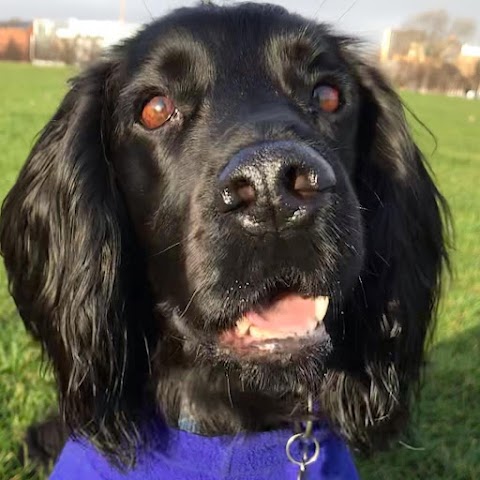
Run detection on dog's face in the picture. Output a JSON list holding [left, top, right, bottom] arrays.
[[0, 3, 448, 461], [114, 7, 363, 375]]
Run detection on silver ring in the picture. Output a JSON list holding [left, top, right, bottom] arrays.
[[285, 432, 320, 467]]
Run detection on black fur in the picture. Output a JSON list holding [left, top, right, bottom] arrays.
[[0, 2, 449, 468]]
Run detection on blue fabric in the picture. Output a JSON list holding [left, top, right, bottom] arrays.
[[50, 420, 360, 479]]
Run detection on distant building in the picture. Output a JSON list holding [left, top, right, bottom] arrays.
[[380, 26, 480, 95], [457, 44, 480, 78], [0, 18, 140, 65], [0, 21, 33, 61], [31, 18, 141, 65], [380, 28, 426, 63]]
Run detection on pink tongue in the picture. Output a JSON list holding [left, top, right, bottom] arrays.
[[245, 294, 315, 333]]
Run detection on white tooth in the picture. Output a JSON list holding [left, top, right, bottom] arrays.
[[257, 343, 277, 352], [315, 296, 329, 322], [249, 326, 266, 339], [236, 318, 251, 335], [307, 317, 320, 332]]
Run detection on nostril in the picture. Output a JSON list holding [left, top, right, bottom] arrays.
[[285, 166, 320, 201], [234, 179, 256, 205], [220, 178, 256, 212]]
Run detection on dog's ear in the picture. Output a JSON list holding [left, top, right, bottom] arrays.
[[322, 52, 450, 450], [0, 60, 151, 459]]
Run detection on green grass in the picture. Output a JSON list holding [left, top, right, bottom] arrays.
[[357, 93, 480, 479], [0, 62, 74, 480], [0, 62, 479, 479]]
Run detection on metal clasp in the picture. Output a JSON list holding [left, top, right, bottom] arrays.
[[285, 394, 320, 479]]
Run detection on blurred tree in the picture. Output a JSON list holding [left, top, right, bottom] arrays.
[[403, 10, 476, 62], [404, 10, 449, 40], [450, 18, 477, 43], [404, 10, 476, 42], [0, 18, 28, 27], [473, 60, 480, 92]]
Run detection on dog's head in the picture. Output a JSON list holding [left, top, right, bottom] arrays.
[[0, 3, 448, 461]]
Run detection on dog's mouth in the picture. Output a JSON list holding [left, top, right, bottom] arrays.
[[218, 293, 330, 355]]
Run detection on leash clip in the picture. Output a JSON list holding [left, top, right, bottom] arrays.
[[285, 394, 320, 479]]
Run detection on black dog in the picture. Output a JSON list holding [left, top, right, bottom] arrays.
[[0, 2, 448, 477]]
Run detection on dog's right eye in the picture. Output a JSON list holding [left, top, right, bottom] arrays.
[[312, 84, 341, 113], [140, 96, 176, 130]]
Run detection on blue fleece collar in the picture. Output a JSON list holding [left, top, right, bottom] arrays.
[[50, 418, 360, 479]]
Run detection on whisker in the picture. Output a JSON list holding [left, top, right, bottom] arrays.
[[165, 333, 186, 343], [375, 251, 390, 267], [150, 232, 197, 257], [358, 275, 368, 308], [143, 334, 152, 375], [225, 369, 234, 408], [313, 0, 330, 20], [179, 287, 201, 319], [336, 0, 360, 23], [151, 241, 181, 257], [140, 0, 154, 19]]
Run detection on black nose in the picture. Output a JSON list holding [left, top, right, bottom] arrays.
[[217, 141, 336, 233]]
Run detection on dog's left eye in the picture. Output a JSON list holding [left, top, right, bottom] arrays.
[[140, 96, 176, 129], [312, 84, 341, 113]]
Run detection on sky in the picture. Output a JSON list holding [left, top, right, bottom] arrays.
[[2, 0, 479, 44]]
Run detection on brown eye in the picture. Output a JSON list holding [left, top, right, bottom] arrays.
[[140, 96, 176, 129], [313, 85, 341, 113]]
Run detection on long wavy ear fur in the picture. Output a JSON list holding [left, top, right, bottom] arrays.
[[0, 61, 152, 462], [320, 51, 450, 451]]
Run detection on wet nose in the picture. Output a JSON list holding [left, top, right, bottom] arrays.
[[217, 141, 336, 233]]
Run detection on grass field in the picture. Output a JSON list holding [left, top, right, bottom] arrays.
[[0, 61, 479, 479]]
